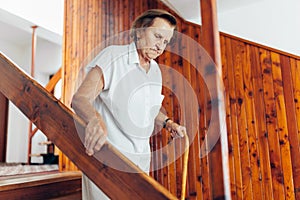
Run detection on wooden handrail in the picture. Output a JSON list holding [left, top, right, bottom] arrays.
[[0, 52, 177, 199], [46, 68, 62, 92], [28, 67, 62, 162]]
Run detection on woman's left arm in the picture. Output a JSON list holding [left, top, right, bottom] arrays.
[[155, 111, 186, 138]]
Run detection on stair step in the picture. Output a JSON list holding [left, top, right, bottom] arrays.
[[0, 171, 82, 199]]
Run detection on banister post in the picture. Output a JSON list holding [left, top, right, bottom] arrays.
[[0, 92, 8, 162], [200, 0, 231, 199], [27, 25, 38, 164]]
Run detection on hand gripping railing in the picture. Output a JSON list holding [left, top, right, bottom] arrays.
[[0, 52, 178, 200]]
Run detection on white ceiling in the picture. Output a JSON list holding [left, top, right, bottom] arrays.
[[164, 0, 265, 24], [0, 0, 298, 57], [0, 0, 264, 47], [0, 8, 61, 47]]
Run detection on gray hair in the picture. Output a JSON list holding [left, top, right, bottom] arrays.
[[130, 9, 177, 43]]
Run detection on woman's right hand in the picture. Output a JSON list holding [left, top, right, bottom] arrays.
[[84, 116, 107, 156]]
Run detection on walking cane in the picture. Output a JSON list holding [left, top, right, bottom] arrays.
[[180, 131, 189, 200]]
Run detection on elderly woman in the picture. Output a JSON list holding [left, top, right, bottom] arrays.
[[71, 9, 186, 199]]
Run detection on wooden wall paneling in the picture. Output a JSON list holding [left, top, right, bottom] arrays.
[[78, 0, 84, 85], [280, 55, 300, 199], [186, 24, 202, 200], [141, 0, 147, 11], [291, 58, 300, 142], [260, 48, 285, 200], [60, 0, 73, 171], [113, 0, 119, 40], [62, 0, 72, 104], [154, 52, 172, 190], [290, 57, 300, 198], [179, 22, 189, 198], [152, 127, 163, 185], [105, 0, 110, 41], [109, 0, 114, 41], [224, 37, 244, 200], [0, 92, 8, 162], [122, 0, 129, 44], [195, 27, 212, 200], [289, 59, 300, 178], [167, 126, 177, 196], [89, 0, 94, 58], [166, 52, 179, 196], [152, 39, 166, 187], [160, 50, 174, 193], [68, 0, 81, 171], [149, 127, 158, 182], [231, 39, 254, 199], [183, 24, 198, 199], [220, 35, 237, 200], [242, 42, 264, 199], [249, 45, 274, 200], [270, 52, 295, 199], [128, 0, 134, 30], [109, 0, 114, 42], [134, 0, 143, 15], [171, 30, 184, 199], [173, 74, 184, 198], [95, 0, 101, 53], [197, 58, 210, 200], [108, 0, 114, 38], [100, 0, 105, 47], [197, 76, 208, 200], [67, 0, 84, 169], [72, 0, 80, 99], [191, 25, 203, 200]]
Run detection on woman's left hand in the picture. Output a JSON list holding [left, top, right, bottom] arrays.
[[166, 121, 186, 139]]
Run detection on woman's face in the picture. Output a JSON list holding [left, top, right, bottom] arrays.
[[136, 17, 175, 63]]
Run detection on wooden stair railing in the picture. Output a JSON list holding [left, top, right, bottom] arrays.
[[0, 53, 177, 199], [28, 67, 62, 163]]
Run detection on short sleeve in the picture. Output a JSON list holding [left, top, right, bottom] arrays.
[[85, 46, 114, 90]]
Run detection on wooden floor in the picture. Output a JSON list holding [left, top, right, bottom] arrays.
[[0, 171, 82, 199]]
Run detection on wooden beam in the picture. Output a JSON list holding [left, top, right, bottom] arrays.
[[0, 92, 8, 162], [200, 0, 231, 199], [0, 53, 177, 200]]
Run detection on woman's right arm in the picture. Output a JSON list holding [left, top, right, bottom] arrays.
[[71, 66, 107, 156]]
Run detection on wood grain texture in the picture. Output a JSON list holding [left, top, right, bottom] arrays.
[[0, 52, 177, 200], [61, 0, 300, 199], [0, 171, 82, 199], [0, 92, 8, 162], [200, 0, 230, 199]]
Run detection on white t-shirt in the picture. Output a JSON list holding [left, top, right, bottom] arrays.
[[86, 42, 164, 172]]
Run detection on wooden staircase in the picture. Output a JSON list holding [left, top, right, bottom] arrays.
[[0, 52, 177, 199]]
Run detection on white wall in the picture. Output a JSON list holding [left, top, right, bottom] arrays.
[[1, 35, 62, 163], [217, 0, 300, 56], [0, 0, 63, 163], [0, 0, 64, 35], [172, 0, 300, 56]]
